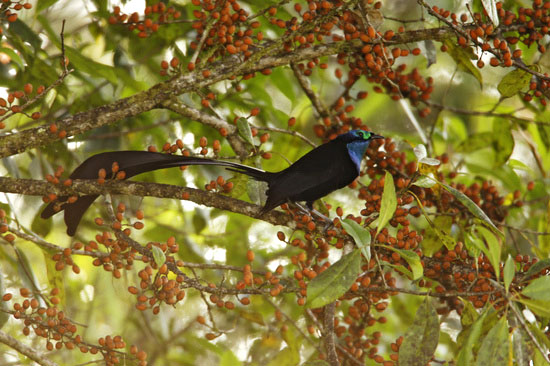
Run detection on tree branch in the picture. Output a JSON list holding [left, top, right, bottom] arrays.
[[162, 99, 249, 158], [323, 302, 339, 366], [0, 176, 292, 228], [0, 330, 59, 366], [0, 26, 467, 159]]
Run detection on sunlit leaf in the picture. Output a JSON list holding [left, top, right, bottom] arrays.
[[443, 40, 483, 88], [422, 218, 456, 256], [477, 226, 502, 280], [376, 171, 397, 236], [522, 276, 550, 301], [481, 0, 500, 26], [237, 117, 255, 146], [412, 175, 436, 188], [381, 245, 423, 280], [342, 218, 371, 262], [503, 255, 515, 294], [0, 47, 24, 70], [152, 246, 166, 267], [517, 298, 550, 318], [221, 350, 243, 366], [307, 250, 361, 308], [438, 181, 502, 235]]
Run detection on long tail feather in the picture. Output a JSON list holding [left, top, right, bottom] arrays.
[[41, 151, 274, 236]]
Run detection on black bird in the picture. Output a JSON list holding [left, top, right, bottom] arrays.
[[41, 130, 383, 235]]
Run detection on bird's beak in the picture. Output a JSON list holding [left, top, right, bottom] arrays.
[[371, 134, 384, 140]]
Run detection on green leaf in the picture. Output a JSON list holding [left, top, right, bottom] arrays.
[[438, 181, 502, 235], [307, 250, 361, 308], [398, 297, 439, 366], [376, 171, 397, 236], [475, 317, 510, 366], [443, 40, 483, 88], [64, 46, 118, 85], [477, 226, 501, 280], [0, 47, 24, 70], [266, 347, 300, 366], [522, 276, 550, 301], [413, 175, 437, 188], [521, 258, 550, 281], [481, 0, 500, 26], [220, 350, 243, 366], [8, 19, 42, 50], [456, 308, 488, 366], [464, 230, 483, 259], [503, 255, 515, 294], [413, 144, 440, 166], [342, 219, 371, 262], [152, 246, 166, 267], [37, 0, 60, 12], [508, 159, 532, 172], [517, 297, 550, 318], [493, 119, 515, 167], [421, 215, 456, 256], [457, 132, 494, 153], [303, 361, 330, 366], [497, 69, 531, 98], [381, 262, 413, 279], [237, 118, 255, 146], [381, 245, 423, 280]]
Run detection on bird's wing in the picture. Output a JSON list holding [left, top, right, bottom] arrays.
[[262, 140, 358, 211]]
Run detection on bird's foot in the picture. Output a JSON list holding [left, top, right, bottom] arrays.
[[293, 202, 333, 231]]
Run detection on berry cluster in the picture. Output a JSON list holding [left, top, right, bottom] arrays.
[[189, 0, 262, 62], [0, 0, 32, 31], [0, 83, 43, 129], [1, 288, 147, 366], [108, 3, 182, 38], [130, 257, 186, 314], [433, 1, 550, 105]]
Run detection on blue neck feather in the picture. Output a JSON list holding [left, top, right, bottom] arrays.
[[346, 140, 370, 173]]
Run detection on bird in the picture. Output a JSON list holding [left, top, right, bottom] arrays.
[[41, 130, 383, 236]]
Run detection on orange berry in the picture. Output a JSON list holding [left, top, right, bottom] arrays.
[[246, 250, 254, 262]]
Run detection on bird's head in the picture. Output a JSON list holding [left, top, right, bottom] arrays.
[[345, 129, 384, 142], [340, 130, 384, 172]]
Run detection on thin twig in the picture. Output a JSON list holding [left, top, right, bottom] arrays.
[[263, 296, 323, 353], [291, 62, 330, 119], [509, 299, 550, 364], [252, 124, 317, 147]]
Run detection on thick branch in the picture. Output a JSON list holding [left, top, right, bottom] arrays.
[[0, 330, 59, 366], [0, 177, 292, 228], [0, 26, 461, 159]]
